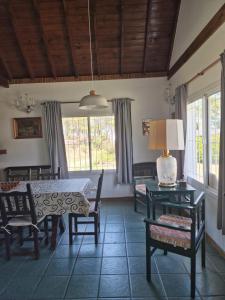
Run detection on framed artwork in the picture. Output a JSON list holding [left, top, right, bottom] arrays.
[[13, 117, 43, 139], [142, 119, 151, 136]]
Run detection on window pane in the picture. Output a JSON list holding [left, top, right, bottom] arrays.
[[62, 117, 90, 171], [90, 116, 116, 170], [186, 99, 204, 182], [208, 92, 221, 189]]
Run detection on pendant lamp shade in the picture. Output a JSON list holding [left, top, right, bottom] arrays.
[[79, 90, 108, 110]]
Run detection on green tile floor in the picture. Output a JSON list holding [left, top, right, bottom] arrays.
[[0, 199, 225, 299]]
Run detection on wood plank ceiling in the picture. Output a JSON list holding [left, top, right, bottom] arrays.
[[0, 0, 180, 86]]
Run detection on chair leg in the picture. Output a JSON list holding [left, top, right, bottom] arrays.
[[44, 218, 49, 245], [98, 211, 100, 233], [74, 216, 78, 233], [59, 216, 66, 234], [146, 246, 151, 281], [201, 234, 206, 268], [191, 255, 196, 298], [28, 226, 32, 237], [94, 215, 99, 244], [18, 227, 23, 246], [33, 229, 39, 259], [5, 232, 10, 260], [146, 228, 151, 282], [69, 215, 73, 245], [134, 194, 137, 212]]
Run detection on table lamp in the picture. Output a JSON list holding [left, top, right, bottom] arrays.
[[148, 119, 184, 187]]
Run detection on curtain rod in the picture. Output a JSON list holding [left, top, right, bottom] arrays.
[[185, 57, 220, 85], [41, 98, 135, 105]]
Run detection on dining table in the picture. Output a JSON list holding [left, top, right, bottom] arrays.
[[2, 178, 92, 250]]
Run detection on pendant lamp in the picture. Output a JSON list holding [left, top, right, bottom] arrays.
[[79, 0, 108, 110]]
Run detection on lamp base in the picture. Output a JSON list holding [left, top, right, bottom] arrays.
[[156, 153, 177, 187], [158, 182, 176, 187]]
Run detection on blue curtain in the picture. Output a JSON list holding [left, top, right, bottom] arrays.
[[112, 98, 133, 184], [42, 101, 69, 179]]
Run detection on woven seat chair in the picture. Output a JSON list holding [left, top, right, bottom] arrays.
[[145, 190, 205, 298]]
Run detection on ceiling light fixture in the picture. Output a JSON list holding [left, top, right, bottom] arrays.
[[15, 93, 37, 113], [79, 0, 108, 110]]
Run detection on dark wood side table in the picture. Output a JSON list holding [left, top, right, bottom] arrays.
[[145, 179, 196, 218]]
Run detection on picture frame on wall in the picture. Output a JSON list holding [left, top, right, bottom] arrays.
[[142, 119, 151, 136], [13, 117, 43, 139]]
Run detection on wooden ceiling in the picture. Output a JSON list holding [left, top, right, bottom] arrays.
[[0, 0, 180, 87]]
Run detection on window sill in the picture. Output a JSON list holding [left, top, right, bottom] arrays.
[[187, 176, 218, 199], [69, 169, 116, 174], [186, 176, 204, 190], [205, 187, 218, 199]]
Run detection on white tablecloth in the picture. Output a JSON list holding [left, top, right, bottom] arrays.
[[9, 178, 91, 217]]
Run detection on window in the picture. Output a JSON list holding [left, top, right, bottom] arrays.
[[63, 116, 116, 171], [186, 98, 204, 182], [208, 92, 221, 189], [186, 91, 221, 190]]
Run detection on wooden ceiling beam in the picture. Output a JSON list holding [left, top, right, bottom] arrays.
[[143, 0, 152, 73], [168, 3, 225, 78], [62, 0, 78, 76], [167, 0, 181, 72], [32, 0, 57, 78], [6, 1, 34, 79], [9, 71, 167, 85], [0, 74, 9, 88], [0, 55, 12, 80], [120, 0, 124, 74], [90, 0, 100, 75]]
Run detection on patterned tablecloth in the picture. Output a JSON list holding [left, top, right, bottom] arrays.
[[7, 178, 92, 217]]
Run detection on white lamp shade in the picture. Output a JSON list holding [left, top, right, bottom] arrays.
[[79, 90, 108, 110], [148, 119, 184, 150]]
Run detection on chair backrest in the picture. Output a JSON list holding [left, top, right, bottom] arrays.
[[7, 168, 31, 182], [0, 183, 37, 225], [5, 165, 52, 181], [38, 167, 61, 180], [132, 162, 156, 178], [7, 174, 30, 181], [95, 170, 104, 211]]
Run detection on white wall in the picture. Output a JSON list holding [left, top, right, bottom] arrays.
[[170, 0, 225, 67], [0, 77, 169, 197], [169, 0, 225, 250]]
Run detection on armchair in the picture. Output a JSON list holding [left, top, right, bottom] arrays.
[[145, 191, 205, 298]]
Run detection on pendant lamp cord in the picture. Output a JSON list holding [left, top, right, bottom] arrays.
[[88, 0, 94, 91]]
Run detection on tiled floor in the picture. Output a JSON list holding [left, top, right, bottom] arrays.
[[0, 199, 225, 299]]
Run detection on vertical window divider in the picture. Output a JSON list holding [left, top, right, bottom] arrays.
[[203, 94, 209, 189], [87, 116, 92, 171]]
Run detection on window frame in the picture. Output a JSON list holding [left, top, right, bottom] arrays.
[[186, 97, 205, 183], [186, 83, 221, 193], [63, 115, 116, 172]]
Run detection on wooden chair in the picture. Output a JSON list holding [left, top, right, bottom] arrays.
[[0, 183, 48, 260], [7, 169, 31, 181], [37, 166, 61, 180], [145, 190, 205, 298], [69, 170, 104, 245], [133, 162, 157, 212], [4, 165, 52, 181]]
